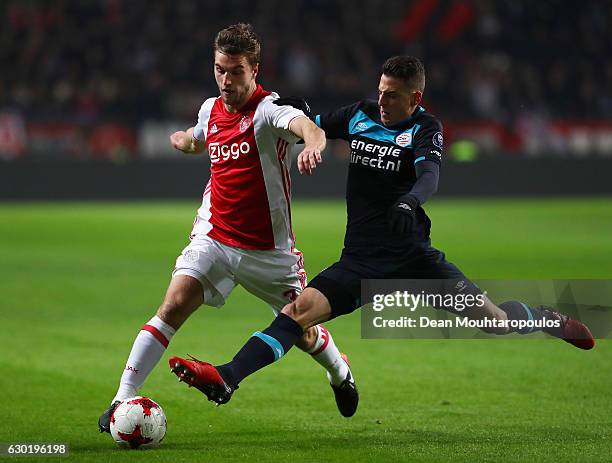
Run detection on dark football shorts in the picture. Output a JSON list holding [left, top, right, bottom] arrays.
[[307, 245, 481, 320]]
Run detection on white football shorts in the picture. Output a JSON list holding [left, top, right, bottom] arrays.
[[173, 234, 307, 311]]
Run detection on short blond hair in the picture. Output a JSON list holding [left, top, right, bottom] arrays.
[[214, 23, 261, 66]]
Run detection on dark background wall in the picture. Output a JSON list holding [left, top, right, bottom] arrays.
[[2, 0, 611, 198], [2, 157, 611, 200]]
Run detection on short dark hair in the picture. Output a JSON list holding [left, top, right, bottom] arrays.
[[214, 23, 261, 66], [382, 56, 425, 92]]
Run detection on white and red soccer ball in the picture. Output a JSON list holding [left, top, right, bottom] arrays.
[[110, 396, 166, 449]]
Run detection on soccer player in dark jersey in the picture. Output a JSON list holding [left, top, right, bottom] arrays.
[[169, 56, 595, 408]]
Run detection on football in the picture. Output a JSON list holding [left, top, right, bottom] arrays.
[[109, 396, 166, 449]]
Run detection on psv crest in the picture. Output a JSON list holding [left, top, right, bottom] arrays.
[[239, 115, 252, 133], [395, 131, 412, 147]]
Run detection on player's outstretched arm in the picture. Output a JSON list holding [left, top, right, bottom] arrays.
[[169, 127, 205, 154], [388, 160, 440, 233], [289, 116, 326, 175]]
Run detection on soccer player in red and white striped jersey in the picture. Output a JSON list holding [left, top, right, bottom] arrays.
[[98, 24, 358, 433]]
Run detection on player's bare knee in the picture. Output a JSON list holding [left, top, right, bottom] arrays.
[[280, 301, 297, 319], [282, 288, 331, 330], [282, 296, 312, 321], [157, 291, 201, 329], [175, 291, 197, 309], [295, 326, 317, 351], [159, 296, 185, 316]]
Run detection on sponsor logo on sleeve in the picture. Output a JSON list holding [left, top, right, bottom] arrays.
[[397, 202, 413, 211], [433, 132, 443, 148], [356, 122, 369, 132]]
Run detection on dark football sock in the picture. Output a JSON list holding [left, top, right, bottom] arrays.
[[217, 313, 303, 386], [498, 301, 548, 334]]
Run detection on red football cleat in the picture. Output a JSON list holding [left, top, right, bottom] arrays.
[[169, 355, 236, 405], [539, 306, 595, 350]]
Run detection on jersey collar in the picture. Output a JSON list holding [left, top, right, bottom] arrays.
[[220, 84, 271, 114], [385, 105, 425, 130]]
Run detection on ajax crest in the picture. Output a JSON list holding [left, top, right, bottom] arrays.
[[239, 115, 252, 133]]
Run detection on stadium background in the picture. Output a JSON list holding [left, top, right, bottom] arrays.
[[1, 1, 611, 462]]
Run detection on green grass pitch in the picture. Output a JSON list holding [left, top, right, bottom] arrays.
[[1, 198, 611, 462]]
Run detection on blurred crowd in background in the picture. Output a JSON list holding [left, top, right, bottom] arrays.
[[1, 0, 611, 160]]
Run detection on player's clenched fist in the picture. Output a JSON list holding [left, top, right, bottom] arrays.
[[297, 147, 322, 175], [170, 131, 193, 152]]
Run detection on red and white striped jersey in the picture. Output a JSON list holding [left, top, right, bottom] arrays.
[[191, 85, 305, 251]]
